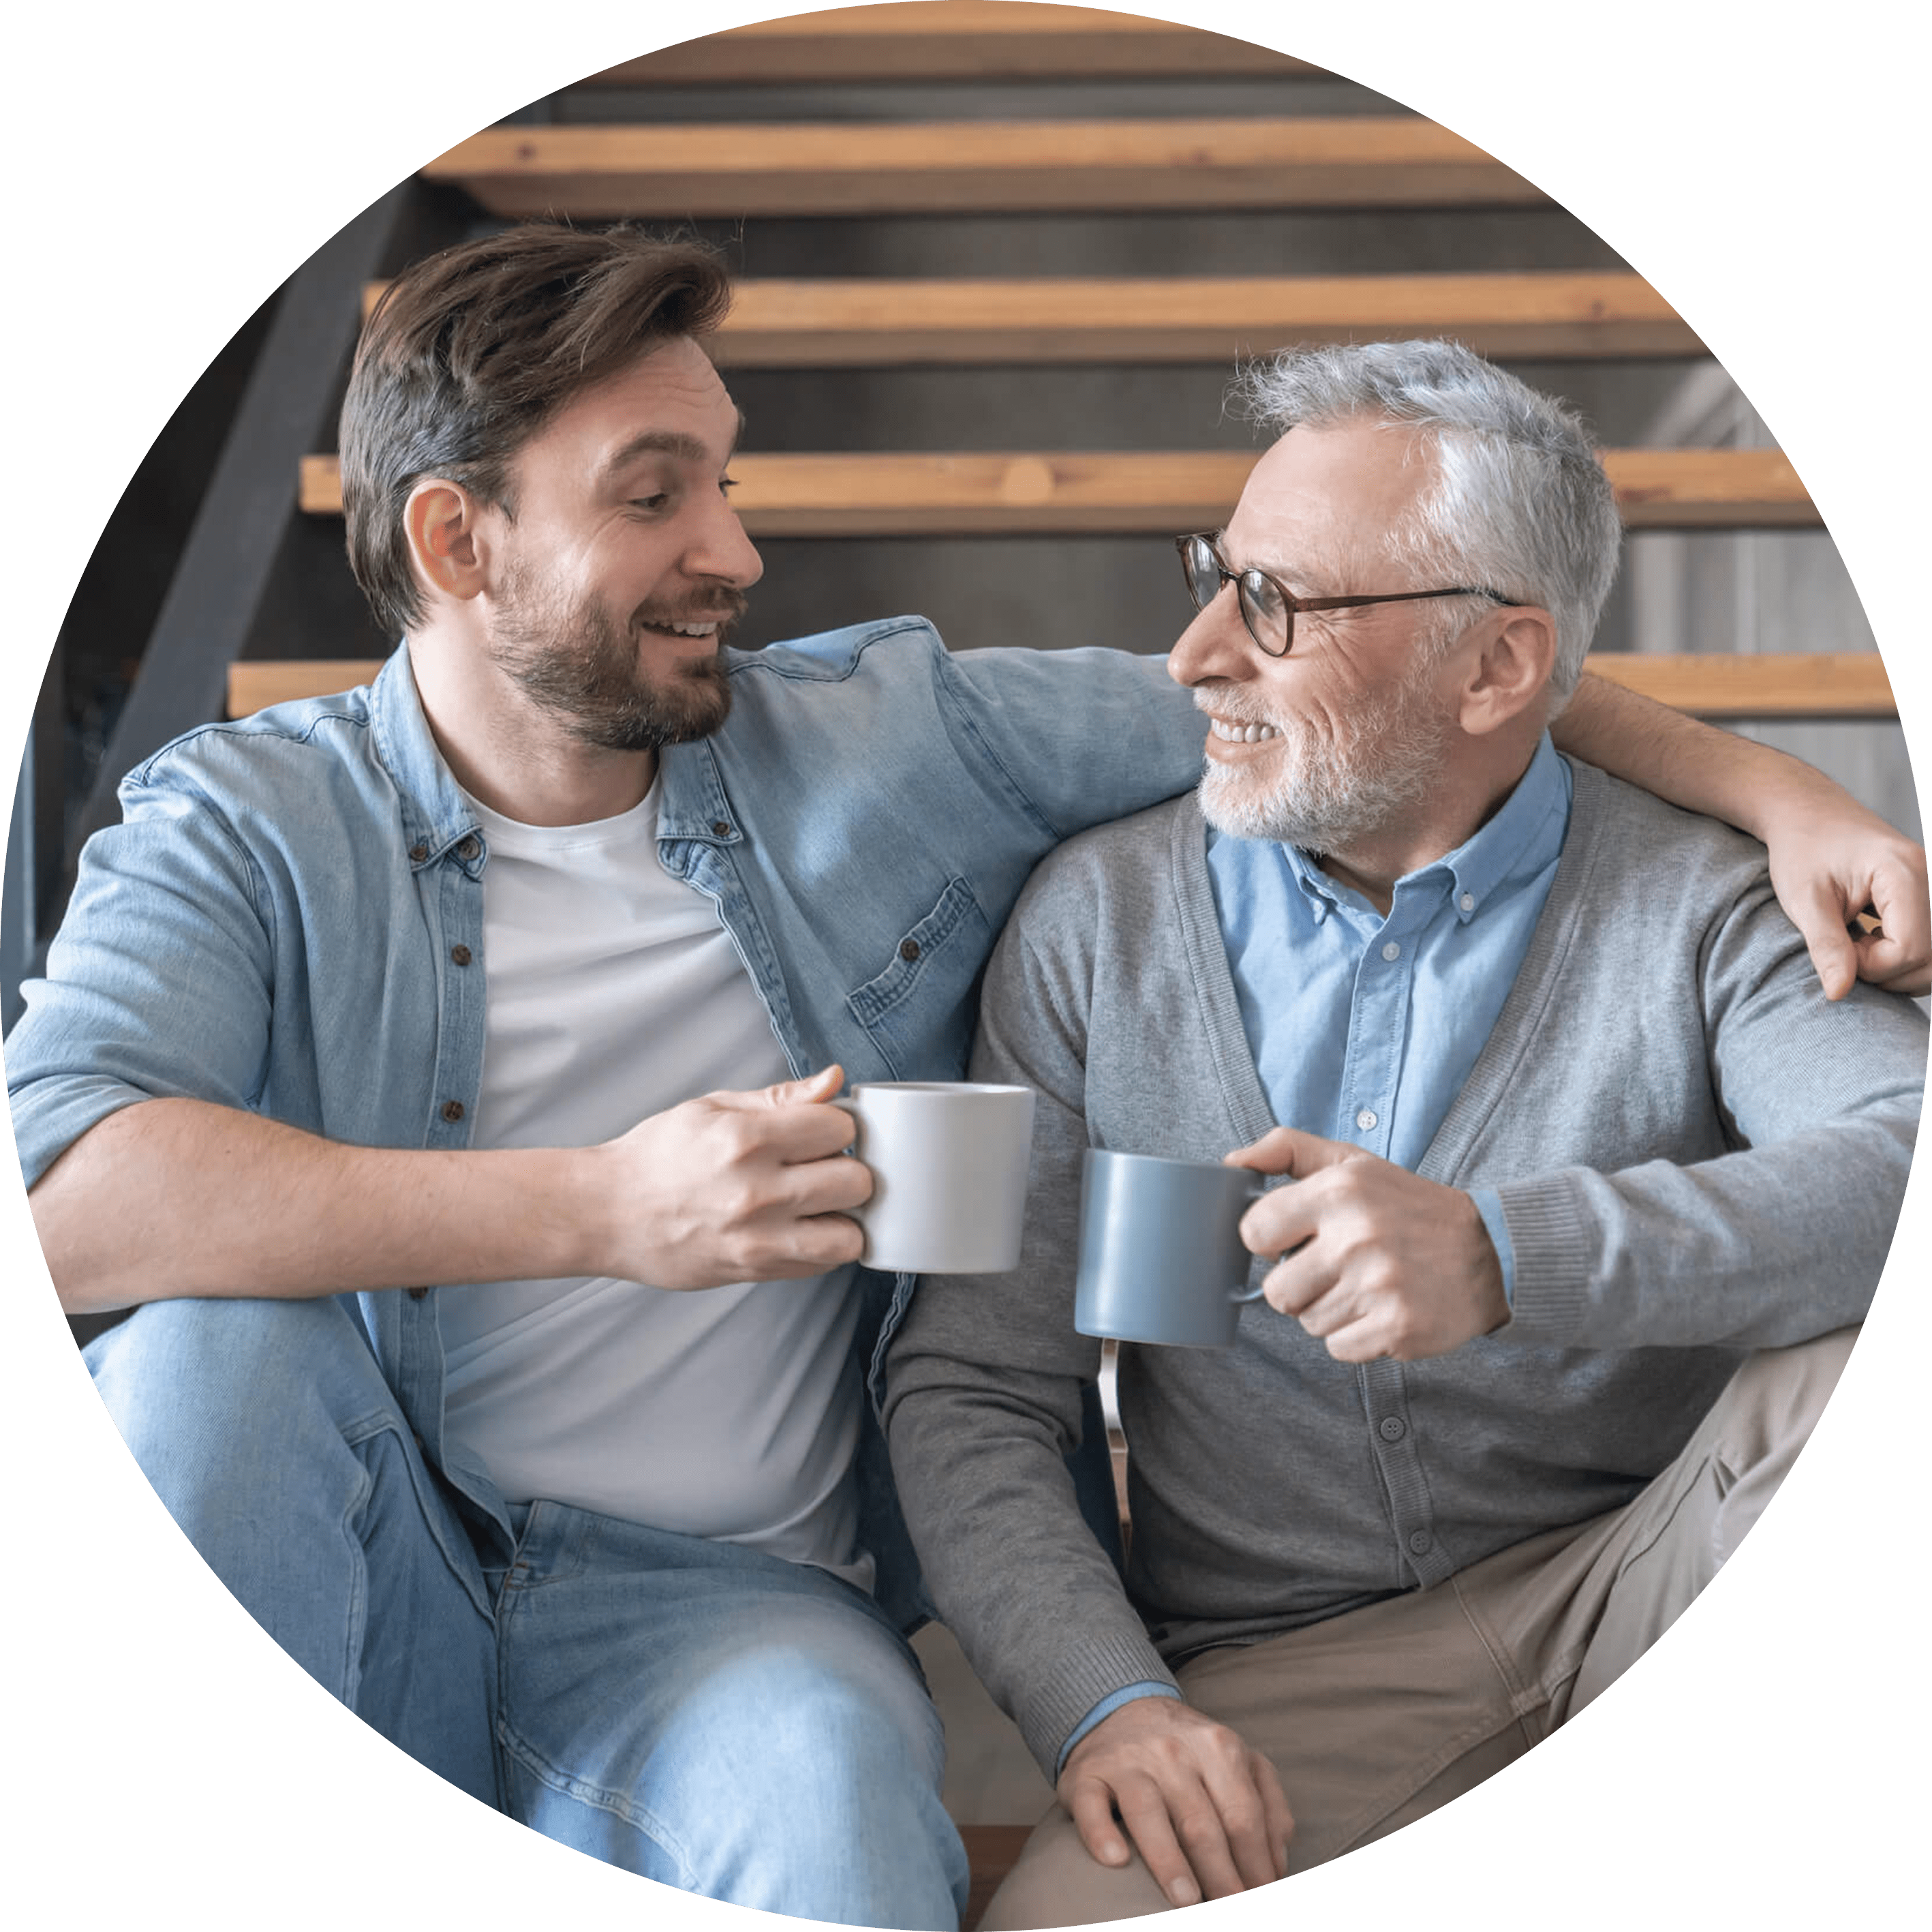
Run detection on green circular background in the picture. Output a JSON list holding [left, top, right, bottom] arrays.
[[7, 7, 1924, 1924]]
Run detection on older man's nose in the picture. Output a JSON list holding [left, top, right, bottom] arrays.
[[1167, 590, 1253, 687]]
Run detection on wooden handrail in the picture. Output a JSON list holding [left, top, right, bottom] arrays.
[[299, 448, 1815, 532], [423, 119, 1539, 217], [360, 271, 1698, 363], [226, 652, 1896, 723], [585, 4, 1316, 85]]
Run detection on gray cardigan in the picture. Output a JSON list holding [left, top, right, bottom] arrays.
[[883, 765, 1926, 1779]]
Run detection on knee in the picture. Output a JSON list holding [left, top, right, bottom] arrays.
[[713, 1661, 961, 1926], [705, 1642, 947, 1815], [1721, 1324, 1860, 1467], [87, 1296, 399, 1528]]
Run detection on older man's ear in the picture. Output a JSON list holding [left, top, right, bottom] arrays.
[[1451, 606, 1560, 738]]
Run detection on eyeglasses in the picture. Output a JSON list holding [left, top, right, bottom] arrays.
[[1174, 532, 1518, 658]]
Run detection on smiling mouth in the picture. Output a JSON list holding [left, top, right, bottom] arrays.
[[634, 609, 739, 642], [1208, 718, 1281, 743]]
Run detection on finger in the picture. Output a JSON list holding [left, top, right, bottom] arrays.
[[711, 1064, 846, 1114], [1255, 1755, 1295, 1879], [1064, 1775, 1135, 1871], [769, 1152, 874, 1215], [1197, 1752, 1282, 1893], [1240, 1161, 1355, 1257], [1223, 1124, 1354, 1180], [1319, 1312, 1394, 1364], [1240, 1183, 1319, 1261], [1161, 1781, 1250, 1903], [1111, 1775, 1216, 1908], [1856, 870, 1932, 992], [1279, 1275, 1362, 1338], [1257, 1238, 1338, 1319], [1865, 955, 1932, 997], [1780, 874, 1858, 1002]]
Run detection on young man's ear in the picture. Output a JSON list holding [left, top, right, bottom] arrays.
[[1455, 605, 1559, 737], [403, 479, 491, 606]]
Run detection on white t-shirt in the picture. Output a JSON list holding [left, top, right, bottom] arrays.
[[437, 782, 869, 1590]]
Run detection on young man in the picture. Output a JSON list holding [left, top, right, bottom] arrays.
[[10, 230, 1925, 1925], [883, 339, 1927, 1928]]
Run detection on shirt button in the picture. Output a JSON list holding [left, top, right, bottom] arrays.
[[1355, 1107, 1378, 1132], [899, 939, 921, 963], [1459, 891, 1475, 913], [407, 1285, 429, 1302], [456, 835, 481, 861], [1408, 1530, 1433, 1556], [1379, 1415, 1406, 1441], [441, 1100, 465, 1124], [1381, 940, 1401, 962], [450, 945, 472, 966], [408, 842, 429, 863], [711, 820, 733, 837]]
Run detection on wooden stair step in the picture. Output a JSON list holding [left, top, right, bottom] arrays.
[[226, 653, 1895, 725], [423, 119, 1540, 217], [1581, 651, 1895, 718], [361, 272, 1698, 363], [299, 448, 1815, 533], [712, 271, 1699, 365], [587, 3, 1317, 85]]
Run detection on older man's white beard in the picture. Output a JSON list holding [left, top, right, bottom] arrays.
[[1197, 673, 1451, 854]]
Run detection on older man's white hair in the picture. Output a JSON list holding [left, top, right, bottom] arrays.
[[1230, 339, 1623, 705]]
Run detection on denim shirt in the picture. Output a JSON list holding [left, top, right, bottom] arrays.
[[7, 616, 1205, 1627]]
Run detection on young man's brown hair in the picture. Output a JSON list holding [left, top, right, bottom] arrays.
[[340, 222, 733, 639]]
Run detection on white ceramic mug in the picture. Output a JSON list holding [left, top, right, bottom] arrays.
[[833, 1082, 1037, 1273]]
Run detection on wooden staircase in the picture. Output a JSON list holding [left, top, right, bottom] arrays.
[[259, 2, 1887, 729]]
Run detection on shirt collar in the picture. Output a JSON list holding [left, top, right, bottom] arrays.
[[1274, 731, 1571, 926], [1430, 731, 1570, 922], [369, 641, 752, 868], [367, 643, 483, 871]]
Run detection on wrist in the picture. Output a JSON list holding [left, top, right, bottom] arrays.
[[496, 1141, 615, 1281]]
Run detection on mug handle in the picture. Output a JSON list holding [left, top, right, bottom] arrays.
[[1229, 1176, 1272, 1303]]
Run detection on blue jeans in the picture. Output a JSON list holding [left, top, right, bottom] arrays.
[[87, 1295, 969, 1930]]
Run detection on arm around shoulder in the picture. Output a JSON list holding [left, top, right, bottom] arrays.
[[1552, 673, 1930, 996]]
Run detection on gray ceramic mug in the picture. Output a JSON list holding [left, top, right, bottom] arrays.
[[1074, 1149, 1269, 1348]]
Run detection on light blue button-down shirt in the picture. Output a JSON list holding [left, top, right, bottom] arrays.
[[1207, 731, 1574, 1292]]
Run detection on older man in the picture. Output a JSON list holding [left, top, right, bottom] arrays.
[[884, 339, 1927, 1928]]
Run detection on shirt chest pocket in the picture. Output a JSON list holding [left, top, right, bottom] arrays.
[[845, 875, 991, 1081]]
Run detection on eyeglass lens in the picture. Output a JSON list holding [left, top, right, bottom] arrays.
[[1182, 536, 1289, 653]]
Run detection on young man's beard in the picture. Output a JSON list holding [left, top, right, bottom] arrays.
[[1197, 669, 1450, 856], [487, 563, 745, 753]]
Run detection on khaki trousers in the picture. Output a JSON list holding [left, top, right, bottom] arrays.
[[979, 1328, 1856, 1930]]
